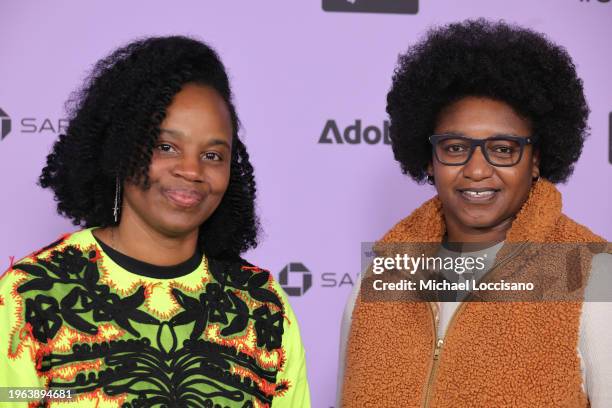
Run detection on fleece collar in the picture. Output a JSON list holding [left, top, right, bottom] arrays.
[[379, 179, 563, 245]]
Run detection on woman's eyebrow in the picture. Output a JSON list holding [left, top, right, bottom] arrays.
[[436, 131, 526, 138], [159, 128, 184, 138], [435, 131, 465, 137], [489, 132, 527, 138], [208, 139, 231, 149], [160, 128, 230, 149]]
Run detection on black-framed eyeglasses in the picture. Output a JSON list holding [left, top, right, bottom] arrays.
[[429, 134, 537, 167]]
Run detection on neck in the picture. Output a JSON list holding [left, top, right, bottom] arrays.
[[444, 214, 514, 245], [95, 212, 198, 266]]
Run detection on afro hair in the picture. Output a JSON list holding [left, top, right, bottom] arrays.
[[386, 19, 589, 184]]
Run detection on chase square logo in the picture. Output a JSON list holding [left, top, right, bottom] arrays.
[[0, 107, 68, 141], [278, 262, 357, 297], [0, 108, 10, 140], [322, 0, 419, 14]]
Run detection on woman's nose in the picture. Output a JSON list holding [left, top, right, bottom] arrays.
[[462, 146, 494, 181], [173, 155, 203, 182]]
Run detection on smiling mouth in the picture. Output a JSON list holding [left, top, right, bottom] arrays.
[[457, 188, 500, 202], [163, 189, 204, 208]]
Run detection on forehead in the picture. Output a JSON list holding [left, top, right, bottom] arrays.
[[435, 96, 532, 137], [161, 84, 233, 142]]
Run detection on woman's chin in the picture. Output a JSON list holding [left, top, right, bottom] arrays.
[[456, 212, 505, 232], [153, 219, 203, 239]]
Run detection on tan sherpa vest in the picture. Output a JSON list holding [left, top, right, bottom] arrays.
[[341, 180, 610, 407]]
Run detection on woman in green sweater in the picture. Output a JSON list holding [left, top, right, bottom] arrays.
[[0, 36, 310, 408]]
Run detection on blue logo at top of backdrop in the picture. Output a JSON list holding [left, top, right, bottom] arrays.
[[322, 0, 419, 14], [0, 108, 11, 140]]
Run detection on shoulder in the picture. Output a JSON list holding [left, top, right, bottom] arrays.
[[8, 229, 96, 269], [0, 230, 96, 299], [1, 229, 94, 290], [229, 258, 305, 347], [555, 214, 608, 243], [0, 229, 94, 359], [222, 259, 310, 404], [205, 257, 308, 392], [205, 257, 302, 346], [206, 257, 292, 311]]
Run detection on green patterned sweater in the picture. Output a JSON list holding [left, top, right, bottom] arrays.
[[0, 228, 311, 407]]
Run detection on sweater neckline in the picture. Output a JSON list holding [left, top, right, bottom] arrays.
[[91, 230, 202, 279]]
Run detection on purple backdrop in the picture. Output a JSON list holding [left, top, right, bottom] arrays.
[[1, 1, 611, 406]]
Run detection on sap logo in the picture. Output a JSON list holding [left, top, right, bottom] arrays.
[[278, 263, 358, 296], [321, 272, 358, 288], [0, 108, 11, 140], [322, 0, 419, 14], [20, 118, 69, 134], [0, 108, 69, 141], [319, 119, 391, 145]]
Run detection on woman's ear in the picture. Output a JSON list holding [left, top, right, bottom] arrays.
[[426, 162, 434, 177], [531, 150, 540, 180], [426, 162, 436, 185]]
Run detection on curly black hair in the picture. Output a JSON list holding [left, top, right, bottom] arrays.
[[39, 36, 258, 259], [387, 19, 589, 184]]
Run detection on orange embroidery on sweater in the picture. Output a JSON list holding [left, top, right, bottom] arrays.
[[50, 360, 104, 381], [231, 365, 279, 397], [45, 323, 125, 353], [89, 247, 103, 263], [206, 324, 285, 371], [45, 388, 127, 407], [8, 273, 29, 359]]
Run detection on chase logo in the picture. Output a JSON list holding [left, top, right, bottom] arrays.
[[0, 108, 11, 140], [322, 0, 418, 14], [279, 263, 312, 296]]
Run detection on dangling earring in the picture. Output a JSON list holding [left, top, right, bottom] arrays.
[[427, 174, 435, 185], [113, 176, 121, 224]]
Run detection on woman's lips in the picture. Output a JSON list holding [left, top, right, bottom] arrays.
[[163, 189, 204, 208], [457, 188, 500, 203]]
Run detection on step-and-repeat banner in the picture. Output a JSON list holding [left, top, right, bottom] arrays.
[[1, 1, 611, 406]]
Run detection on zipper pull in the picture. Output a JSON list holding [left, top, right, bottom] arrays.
[[433, 338, 443, 360]]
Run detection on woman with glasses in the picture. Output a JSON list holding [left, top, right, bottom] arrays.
[[338, 19, 610, 407]]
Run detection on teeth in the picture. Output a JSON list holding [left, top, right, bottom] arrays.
[[463, 190, 495, 198]]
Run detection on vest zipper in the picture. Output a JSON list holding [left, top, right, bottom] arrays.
[[421, 242, 528, 407], [423, 336, 444, 406], [423, 303, 442, 407]]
